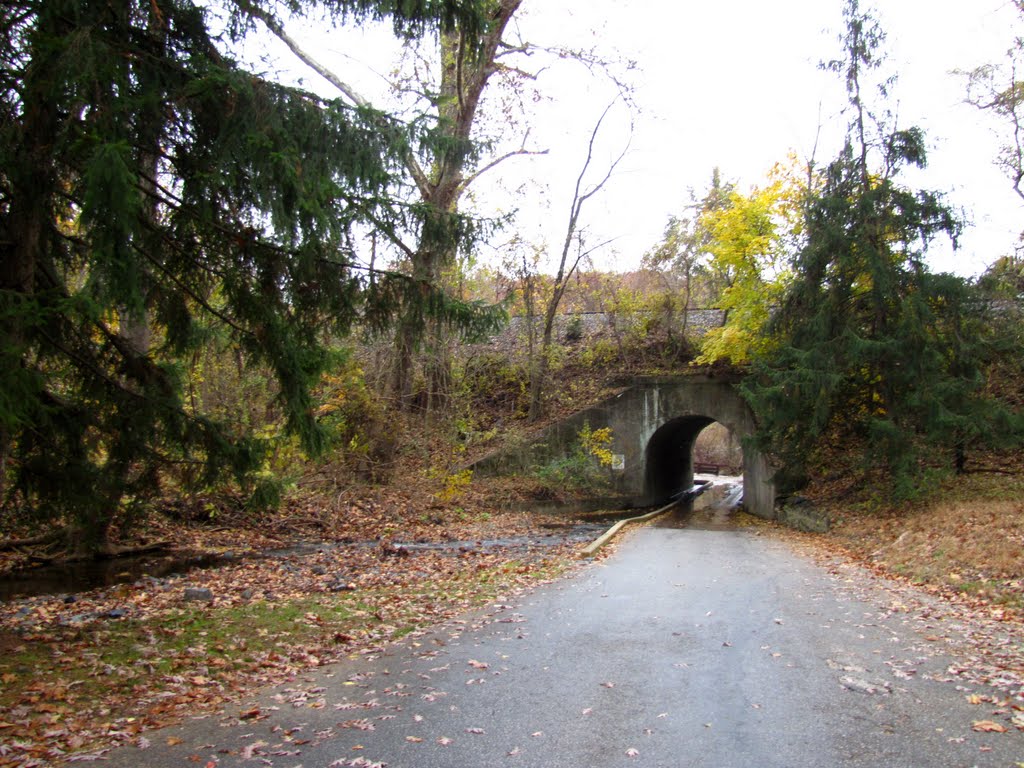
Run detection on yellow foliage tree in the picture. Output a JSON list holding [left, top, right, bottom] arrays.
[[695, 161, 804, 365]]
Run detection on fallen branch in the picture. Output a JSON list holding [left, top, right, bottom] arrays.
[[870, 530, 910, 559], [99, 540, 173, 558], [35, 540, 176, 564]]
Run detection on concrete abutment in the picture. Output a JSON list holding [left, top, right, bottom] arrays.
[[472, 375, 776, 519]]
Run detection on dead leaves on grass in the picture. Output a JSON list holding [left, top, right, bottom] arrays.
[[0, 518, 578, 766]]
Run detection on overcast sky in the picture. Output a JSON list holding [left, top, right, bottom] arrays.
[[257, 0, 1023, 277]]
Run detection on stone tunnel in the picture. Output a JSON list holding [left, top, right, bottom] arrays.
[[472, 375, 776, 520]]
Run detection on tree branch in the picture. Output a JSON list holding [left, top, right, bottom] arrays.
[[458, 128, 548, 193], [560, 97, 632, 275]]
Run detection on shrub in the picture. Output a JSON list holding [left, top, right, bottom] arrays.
[[533, 422, 615, 492]]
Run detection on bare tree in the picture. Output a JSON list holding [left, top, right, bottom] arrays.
[[965, 48, 1024, 205], [528, 99, 631, 421]]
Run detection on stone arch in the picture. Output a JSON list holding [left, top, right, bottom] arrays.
[[631, 377, 775, 518]]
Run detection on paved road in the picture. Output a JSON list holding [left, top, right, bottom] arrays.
[[100, 522, 1023, 768]]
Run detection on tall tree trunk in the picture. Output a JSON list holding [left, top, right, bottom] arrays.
[[248, 0, 525, 415], [0, 6, 64, 499], [528, 300, 559, 421], [88, 3, 165, 556], [391, 1, 523, 411]]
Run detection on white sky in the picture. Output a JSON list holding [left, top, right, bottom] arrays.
[[254, 0, 1024, 277]]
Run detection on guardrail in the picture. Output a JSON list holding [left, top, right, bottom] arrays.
[[580, 482, 712, 557]]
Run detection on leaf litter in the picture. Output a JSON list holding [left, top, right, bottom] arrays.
[[5, 477, 1024, 763], [0, 486, 587, 767]]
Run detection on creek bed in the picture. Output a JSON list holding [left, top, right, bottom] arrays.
[[0, 522, 613, 602]]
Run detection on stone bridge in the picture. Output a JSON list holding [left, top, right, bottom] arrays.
[[473, 375, 775, 519]]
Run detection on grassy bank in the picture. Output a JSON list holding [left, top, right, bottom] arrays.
[[820, 472, 1024, 615]]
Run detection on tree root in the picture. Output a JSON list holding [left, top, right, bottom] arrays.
[[0, 530, 64, 552], [3, 536, 173, 562]]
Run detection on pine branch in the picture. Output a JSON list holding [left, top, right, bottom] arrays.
[[238, 1, 433, 199]]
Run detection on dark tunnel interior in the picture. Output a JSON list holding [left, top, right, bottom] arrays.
[[644, 415, 716, 502]]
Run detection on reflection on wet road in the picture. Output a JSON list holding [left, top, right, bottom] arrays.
[[657, 474, 744, 530]]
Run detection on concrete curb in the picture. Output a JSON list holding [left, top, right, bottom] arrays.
[[579, 500, 678, 558]]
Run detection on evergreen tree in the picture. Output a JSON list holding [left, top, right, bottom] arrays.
[[743, 0, 1018, 495], [0, 0, 491, 553]]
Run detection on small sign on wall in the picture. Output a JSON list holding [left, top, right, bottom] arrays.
[[611, 454, 625, 471]]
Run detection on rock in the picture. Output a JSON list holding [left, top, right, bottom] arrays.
[[839, 675, 892, 695], [777, 496, 830, 533], [64, 613, 97, 625], [183, 587, 214, 603]]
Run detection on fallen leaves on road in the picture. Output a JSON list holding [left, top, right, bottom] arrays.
[[783, 509, 1024, 736], [0, 492, 586, 767], [973, 720, 1010, 733]]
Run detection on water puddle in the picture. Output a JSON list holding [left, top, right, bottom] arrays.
[[0, 551, 240, 603]]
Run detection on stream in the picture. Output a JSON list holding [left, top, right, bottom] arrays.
[[658, 476, 745, 530], [0, 522, 611, 602]]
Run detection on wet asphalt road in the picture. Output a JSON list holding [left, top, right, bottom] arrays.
[[97, 519, 1023, 768]]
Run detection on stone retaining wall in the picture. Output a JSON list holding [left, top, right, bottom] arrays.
[[480, 309, 725, 355]]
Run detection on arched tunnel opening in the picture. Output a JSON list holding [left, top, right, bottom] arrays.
[[644, 415, 743, 504]]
